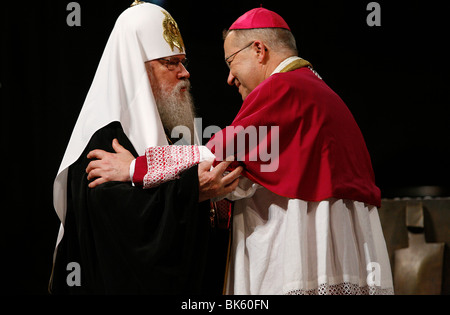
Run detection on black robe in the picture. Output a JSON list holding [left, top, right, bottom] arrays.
[[51, 122, 227, 294]]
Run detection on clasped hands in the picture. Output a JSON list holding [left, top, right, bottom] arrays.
[[86, 139, 243, 202]]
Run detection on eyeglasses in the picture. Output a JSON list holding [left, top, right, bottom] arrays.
[[225, 41, 254, 68], [158, 57, 189, 71]]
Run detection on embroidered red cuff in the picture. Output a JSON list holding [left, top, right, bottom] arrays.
[[141, 145, 200, 189]]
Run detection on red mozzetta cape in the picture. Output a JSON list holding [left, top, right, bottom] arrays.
[[207, 67, 381, 207]]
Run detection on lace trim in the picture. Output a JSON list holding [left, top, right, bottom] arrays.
[[143, 145, 200, 188], [285, 283, 394, 295]]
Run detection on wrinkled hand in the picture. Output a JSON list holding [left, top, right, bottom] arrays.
[[198, 159, 243, 202], [86, 139, 135, 188]]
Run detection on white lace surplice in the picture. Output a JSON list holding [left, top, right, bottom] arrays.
[[224, 178, 394, 295]]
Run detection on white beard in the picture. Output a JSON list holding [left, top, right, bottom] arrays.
[[154, 80, 196, 144], [157, 80, 194, 131]]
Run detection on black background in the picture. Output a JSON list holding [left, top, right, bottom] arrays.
[[1, 0, 449, 294]]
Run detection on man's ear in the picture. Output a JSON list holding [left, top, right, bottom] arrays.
[[253, 40, 268, 63]]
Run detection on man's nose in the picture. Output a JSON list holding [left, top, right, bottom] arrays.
[[177, 64, 190, 79], [227, 71, 236, 86]]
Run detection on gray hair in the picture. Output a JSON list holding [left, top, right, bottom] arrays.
[[223, 28, 298, 55]]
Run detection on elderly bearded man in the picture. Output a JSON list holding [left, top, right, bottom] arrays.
[[50, 2, 242, 294], [86, 8, 395, 295]]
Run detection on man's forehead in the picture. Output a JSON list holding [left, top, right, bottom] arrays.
[[223, 34, 235, 53], [224, 31, 236, 45]]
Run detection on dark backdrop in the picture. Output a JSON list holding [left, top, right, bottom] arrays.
[[1, 0, 449, 294]]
